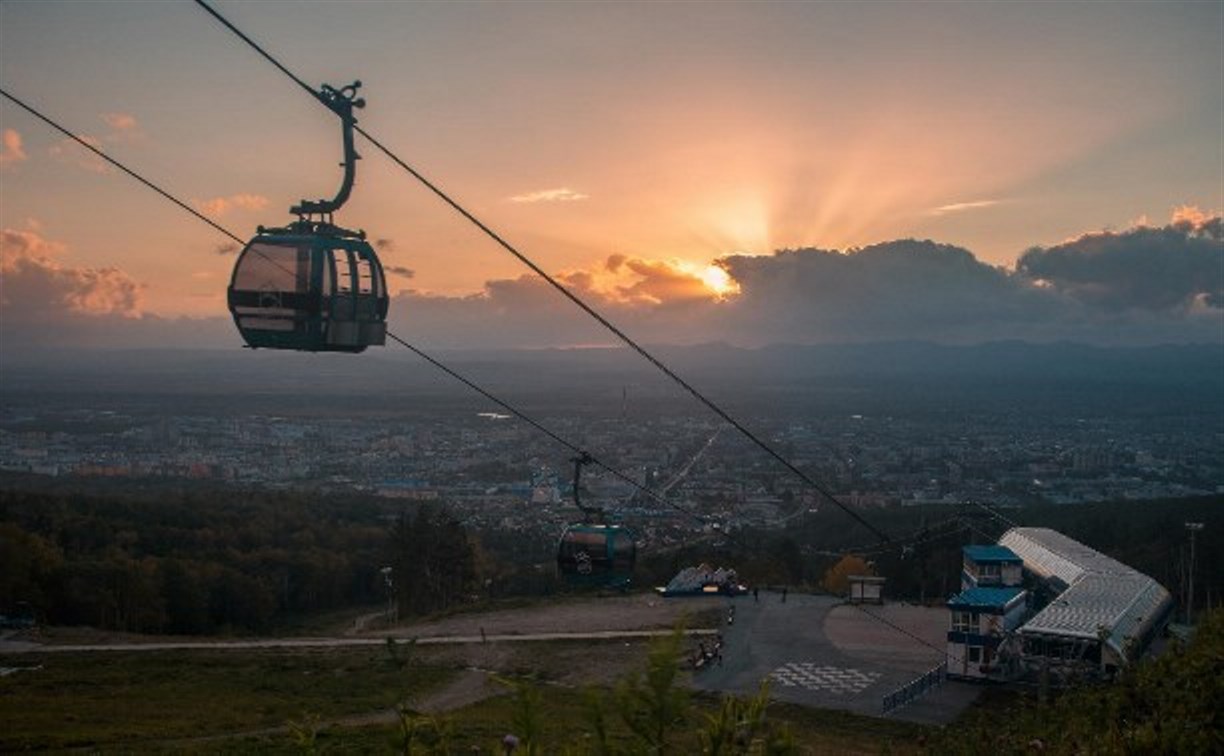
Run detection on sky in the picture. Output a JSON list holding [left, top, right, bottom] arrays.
[[0, 0, 1221, 350]]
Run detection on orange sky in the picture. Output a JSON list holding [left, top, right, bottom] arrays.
[[1, 1, 1221, 322]]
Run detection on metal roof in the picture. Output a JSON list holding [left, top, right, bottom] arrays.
[[948, 586, 1025, 610], [963, 545, 1023, 564], [999, 527, 1173, 659]]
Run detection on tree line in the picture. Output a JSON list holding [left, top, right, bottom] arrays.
[[0, 486, 478, 634]]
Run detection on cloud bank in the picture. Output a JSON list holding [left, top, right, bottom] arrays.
[[2, 212, 1220, 351], [387, 212, 1222, 348], [1, 228, 143, 318], [1017, 212, 1222, 311]]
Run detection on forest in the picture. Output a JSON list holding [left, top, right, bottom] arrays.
[[1, 472, 1220, 635], [0, 481, 476, 633]]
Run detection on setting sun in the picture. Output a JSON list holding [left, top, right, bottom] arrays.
[[700, 264, 738, 298]]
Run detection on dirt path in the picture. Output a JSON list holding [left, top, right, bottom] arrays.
[[1, 594, 725, 655], [414, 667, 499, 714], [345, 609, 386, 637], [383, 593, 724, 639]]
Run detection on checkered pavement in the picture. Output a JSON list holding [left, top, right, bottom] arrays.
[[767, 662, 882, 695]]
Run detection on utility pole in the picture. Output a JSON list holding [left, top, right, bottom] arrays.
[[381, 566, 395, 623], [1185, 522, 1204, 624]]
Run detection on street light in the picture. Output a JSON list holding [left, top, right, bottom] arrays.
[[1185, 523, 1204, 624], [380, 566, 395, 623]]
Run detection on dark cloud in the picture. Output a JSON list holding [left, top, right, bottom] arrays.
[[6, 217, 1221, 352], [1016, 216, 1223, 311], [714, 240, 1046, 343], [375, 238, 396, 251], [215, 242, 240, 256], [387, 235, 1222, 349], [385, 265, 415, 278]]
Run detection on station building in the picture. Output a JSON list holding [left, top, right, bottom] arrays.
[[1000, 527, 1173, 677], [946, 527, 1173, 681], [947, 545, 1029, 679], [960, 545, 1023, 590]]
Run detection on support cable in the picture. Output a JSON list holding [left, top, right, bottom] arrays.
[[191, 0, 891, 545], [1, 88, 244, 246], [4, 82, 977, 671], [0, 83, 719, 534], [968, 499, 1018, 529]]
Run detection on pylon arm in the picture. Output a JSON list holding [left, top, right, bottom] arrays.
[[291, 81, 365, 218]]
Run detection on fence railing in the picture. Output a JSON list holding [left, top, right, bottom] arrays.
[[881, 660, 946, 714]]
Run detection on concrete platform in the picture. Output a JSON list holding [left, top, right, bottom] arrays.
[[691, 592, 981, 724]]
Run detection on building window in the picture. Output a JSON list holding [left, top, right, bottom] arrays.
[[968, 646, 981, 663], [951, 611, 975, 633]]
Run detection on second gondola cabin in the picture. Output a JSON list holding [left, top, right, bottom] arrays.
[[556, 522, 636, 589]]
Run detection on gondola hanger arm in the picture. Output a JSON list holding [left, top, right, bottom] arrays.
[[291, 80, 364, 218]]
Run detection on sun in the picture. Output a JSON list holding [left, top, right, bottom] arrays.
[[699, 264, 739, 297]]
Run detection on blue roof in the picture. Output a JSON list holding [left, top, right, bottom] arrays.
[[948, 586, 1024, 609], [963, 545, 1022, 564]]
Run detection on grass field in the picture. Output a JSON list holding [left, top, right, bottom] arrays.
[[1, 641, 929, 753], [0, 647, 452, 751], [252, 686, 930, 755]]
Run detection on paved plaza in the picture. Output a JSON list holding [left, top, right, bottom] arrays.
[[691, 592, 982, 723]]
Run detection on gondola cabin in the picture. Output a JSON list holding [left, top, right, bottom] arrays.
[[228, 232, 388, 352], [226, 80, 390, 353], [557, 523, 636, 589]]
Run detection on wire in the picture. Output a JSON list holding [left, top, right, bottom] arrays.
[[851, 603, 966, 665], [967, 499, 1018, 529], [0, 83, 726, 537], [191, 0, 892, 546], [4, 79, 968, 676], [0, 88, 245, 247], [191, 0, 321, 105], [386, 332, 719, 530]]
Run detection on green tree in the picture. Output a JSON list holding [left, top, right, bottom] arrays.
[[389, 506, 477, 617], [499, 676, 545, 756], [699, 682, 796, 756], [0, 523, 63, 615], [615, 627, 690, 755]]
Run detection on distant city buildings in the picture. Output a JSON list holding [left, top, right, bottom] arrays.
[[0, 397, 1220, 553]]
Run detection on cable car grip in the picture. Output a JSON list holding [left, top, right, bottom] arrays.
[[291, 80, 365, 220]]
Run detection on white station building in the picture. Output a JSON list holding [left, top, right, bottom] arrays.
[[947, 527, 1174, 681]]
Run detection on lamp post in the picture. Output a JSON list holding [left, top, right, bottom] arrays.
[[1185, 523, 1204, 624], [381, 566, 395, 623]]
